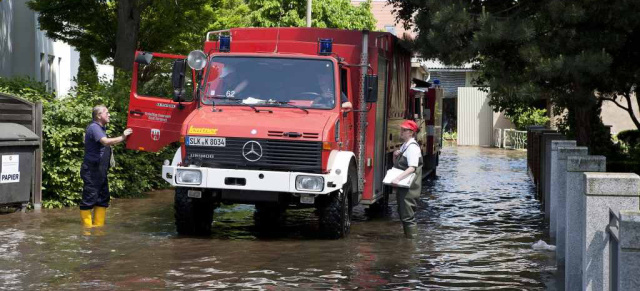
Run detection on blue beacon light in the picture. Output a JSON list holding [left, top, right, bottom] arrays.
[[318, 38, 333, 55], [219, 35, 231, 52]]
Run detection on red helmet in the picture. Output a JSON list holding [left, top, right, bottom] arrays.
[[400, 120, 419, 132]]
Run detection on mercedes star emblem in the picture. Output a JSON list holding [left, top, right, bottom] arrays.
[[242, 141, 263, 162]]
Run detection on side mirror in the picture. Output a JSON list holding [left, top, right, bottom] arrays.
[[364, 74, 378, 103], [172, 59, 187, 102]]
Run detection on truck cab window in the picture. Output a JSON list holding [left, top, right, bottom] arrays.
[[201, 57, 337, 109]]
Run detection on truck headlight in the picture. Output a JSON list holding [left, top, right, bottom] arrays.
[[295, 175, 324, 192], [176, 169, 202, 185]]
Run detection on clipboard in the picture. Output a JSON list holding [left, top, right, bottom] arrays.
[[382, 167, 415, 188]]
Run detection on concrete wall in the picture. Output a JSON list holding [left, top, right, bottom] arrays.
[[493, 111, 515, 130], [601, 97, 640, 135]]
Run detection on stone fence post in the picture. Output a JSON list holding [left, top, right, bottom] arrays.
[[555, 147, 589, 268], [619, 210, 640, 291], [582, 173, 640, 291], [565, 156, 606, 290], [548, 140, 578, 241], [541, 132, 564, 220]]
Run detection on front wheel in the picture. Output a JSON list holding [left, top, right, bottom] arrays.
[[174, 188, 216, 236], [318, 175, 353, 239]]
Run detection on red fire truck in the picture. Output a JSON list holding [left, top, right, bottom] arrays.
[[126, 27, 442, 238]]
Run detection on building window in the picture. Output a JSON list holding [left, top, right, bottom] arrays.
[[40, 53, 46, 84], [47, 55, 55, 92]]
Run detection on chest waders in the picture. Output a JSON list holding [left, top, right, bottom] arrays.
[[393, 142, 422, 238], [80, 146, 112, 229]]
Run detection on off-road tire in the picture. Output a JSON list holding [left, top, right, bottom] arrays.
[[174, 187, 215, 236], [253, 203, 285, 230], [318, 173, 353, 239]]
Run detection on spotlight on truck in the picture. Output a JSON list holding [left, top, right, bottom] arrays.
[[187, 50, 207, 71]]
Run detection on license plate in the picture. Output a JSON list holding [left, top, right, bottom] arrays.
[[187, 190, 202, 198], [300, 195, 315, 204], [187, 136, 226, 147]]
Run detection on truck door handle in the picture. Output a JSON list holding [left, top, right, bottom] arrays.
[[129, 110, 144, 116]]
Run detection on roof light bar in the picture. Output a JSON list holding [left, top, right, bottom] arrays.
[[219, 35, 231, 52], [318, 38, 332, 56]]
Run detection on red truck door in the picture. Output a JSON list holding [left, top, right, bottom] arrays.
[[126, 52, 198, 152]]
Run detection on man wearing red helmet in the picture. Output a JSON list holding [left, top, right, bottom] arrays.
[[392, 119, 423, 238]]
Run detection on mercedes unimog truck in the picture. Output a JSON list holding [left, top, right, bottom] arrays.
[[126, 28, 443, 238]]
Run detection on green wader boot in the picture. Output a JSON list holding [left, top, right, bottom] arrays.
[[403, 224, 418, 239]]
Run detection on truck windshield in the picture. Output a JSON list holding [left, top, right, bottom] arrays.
[[201, 57, 337, 109]]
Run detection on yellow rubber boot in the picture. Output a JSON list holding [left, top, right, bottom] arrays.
[[93, 206, 107, 227], [80, 210, 93, 228]]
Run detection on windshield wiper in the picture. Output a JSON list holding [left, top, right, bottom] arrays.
[[208, 96, 269, 113], [265, 100, 309, 114]]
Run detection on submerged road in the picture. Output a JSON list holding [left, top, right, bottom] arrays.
[[0, 146, 555, 290]]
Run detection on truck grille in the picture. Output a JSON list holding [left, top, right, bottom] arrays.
[[185, 138, 322, 173]]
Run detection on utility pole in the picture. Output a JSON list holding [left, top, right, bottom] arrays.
[[306, 0, 312, 27]]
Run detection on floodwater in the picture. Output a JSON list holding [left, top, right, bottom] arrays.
[[0, 147, 556, 290]]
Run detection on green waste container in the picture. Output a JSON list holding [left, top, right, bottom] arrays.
[[0, 123, 40, 206]]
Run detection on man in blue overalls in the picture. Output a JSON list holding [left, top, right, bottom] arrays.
[[80, 105, 132, 228]]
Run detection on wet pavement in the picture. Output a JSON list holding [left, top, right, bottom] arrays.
[[0, 146, 555, 290]]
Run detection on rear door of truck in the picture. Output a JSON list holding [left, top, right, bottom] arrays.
[[126, 51, 198, 152]]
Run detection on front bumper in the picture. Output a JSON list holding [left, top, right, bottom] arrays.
[[162, 165, 344, 195]]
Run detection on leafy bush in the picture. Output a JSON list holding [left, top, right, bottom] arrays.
[[1, 75, 174, 208], [506, 107, 550, 130], [617, 129, 640, 146], [0, 76, 55, 102], [443, 131, 457, 140]]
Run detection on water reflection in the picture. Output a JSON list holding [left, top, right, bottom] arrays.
[[0, 147, 555, 290]]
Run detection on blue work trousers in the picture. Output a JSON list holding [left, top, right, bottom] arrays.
[[79, 158, 110, 210]]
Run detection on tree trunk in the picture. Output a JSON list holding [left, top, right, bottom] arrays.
[[572, 103, 593, 147], [113, 0, 143, 72]]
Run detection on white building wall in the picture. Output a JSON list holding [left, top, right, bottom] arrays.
[[457, 87, 494, 146], [1, 0, 82, 97]]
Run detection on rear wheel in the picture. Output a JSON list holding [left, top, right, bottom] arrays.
[[318, 172, 353, 239], [174, 187, 216, 236]]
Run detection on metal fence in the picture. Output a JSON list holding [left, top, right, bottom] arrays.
[[493, 128, 527, 150], [504, 129, 527, 150]]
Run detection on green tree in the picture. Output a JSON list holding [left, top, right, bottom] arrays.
[[211, 0, 376, 30], [28, 0, 219, 71], [389, 0, 640, 147], [506, 107, 550, 131], [77, 51, 99, 88]]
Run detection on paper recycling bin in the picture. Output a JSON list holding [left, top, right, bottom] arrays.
[[0, 123, 40, 205]]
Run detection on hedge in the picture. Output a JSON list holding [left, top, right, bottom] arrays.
[[0, 76, 175, 208]]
